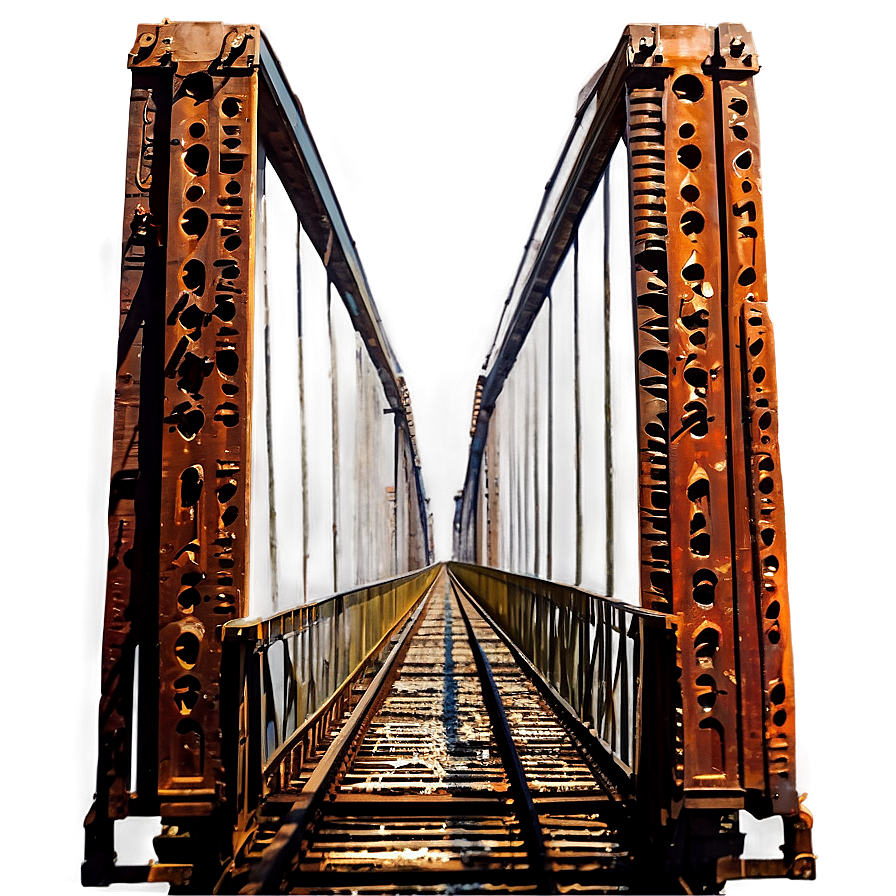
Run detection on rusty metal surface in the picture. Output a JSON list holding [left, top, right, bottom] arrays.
[[85, 20, 433, 889], [627, 74, 671, 615], [150, 20, 259, 816], [87, 58, 171, 837], [453, 19, 812, 889], [714, 32, 768, 799], [629, 23, 744, 802], [86, 17, 813, 894], [715, 25, 798, 816]]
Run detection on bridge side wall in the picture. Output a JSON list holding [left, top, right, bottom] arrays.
[[454, 22, 802, 830], [86, 21, 433, 884]]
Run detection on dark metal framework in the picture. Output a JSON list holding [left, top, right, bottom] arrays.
[[454, 22, 813, 886], [84, 21, 432, 888]]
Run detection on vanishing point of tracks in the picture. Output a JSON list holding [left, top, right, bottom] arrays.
[[226, 568, 633, 894]]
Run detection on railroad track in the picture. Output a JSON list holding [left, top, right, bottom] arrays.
[[220, 568, 633, 894]]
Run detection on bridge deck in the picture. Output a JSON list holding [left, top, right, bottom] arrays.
[[225, 569, 633, 894]]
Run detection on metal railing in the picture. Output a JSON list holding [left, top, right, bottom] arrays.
[[449, 562, 674, 787], [221, 564, 438, 821]]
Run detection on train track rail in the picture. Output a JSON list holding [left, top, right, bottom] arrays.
[[221, 568, 634, 894]]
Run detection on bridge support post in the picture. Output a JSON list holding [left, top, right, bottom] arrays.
[[623, 25, 803, 862], [86, 20, 262, 887]]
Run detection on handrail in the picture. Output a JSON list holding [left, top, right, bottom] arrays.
[[448, 562, 675, 786], [244, 587, 433, 893], [220, 564, 439, 826]]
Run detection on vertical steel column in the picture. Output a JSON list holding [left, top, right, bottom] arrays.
[[715, 24, 797, 815], [626, 65, 673, 615], [146, 21, 259, 815], [626, 24, 742, 800], [86, 41, 172, 861]]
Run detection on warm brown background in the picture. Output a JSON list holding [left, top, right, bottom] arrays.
[[4, 1, 886, 892]]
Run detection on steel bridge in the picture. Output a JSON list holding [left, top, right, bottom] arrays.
[[83, 20, 815, 895]]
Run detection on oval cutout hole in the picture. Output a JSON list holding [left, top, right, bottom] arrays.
[[182, 259, 206, 295], [180, 208, 209, 239], [214, 299, 236, 321], [173, 675, 201, 714], [687, 477, 709, 502], [694, 627, 720, 658], [216, 348, 239, 376], [693, 569, 718, 606], [180, 465, 203, 507], [175, 632, 200, 669], [221, 97, 242, 117], [178, 587, 200, 613], [696, 674, 717, 708], [217, 480, 238, 503], [672, 74, 704, 102], [678, 144, 702, 170], [738, 266, 756, 286], [734, 149, 753, 170], [183, 144, 209, 176], [681, 210, 705, 236], [183, 72, 214, 101]]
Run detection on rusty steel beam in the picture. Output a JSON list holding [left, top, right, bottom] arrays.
[[714, 28, 768, 802], [627, 72, 672, 617], [144, 21, 260, 820], [86, 20, 434, 888], [83, 50, 172, 889], [627, 23, 744, 803], [715, 25, 798, 818], [454, 20, 813, 885]]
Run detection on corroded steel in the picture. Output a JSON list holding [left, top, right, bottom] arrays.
[[715, 24, 797, 815], [453, 20, 813, 888], [628, 23, 743, 803], [715, 28, 768, 799], [144, 20, 260, 816], [627, 74, 673, 615], [87, 18, 812, 894], [88, 52, 170, 836], [85, 20, 433, 889]]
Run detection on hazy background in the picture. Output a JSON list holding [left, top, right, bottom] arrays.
[[3, 1, 890, 892]]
